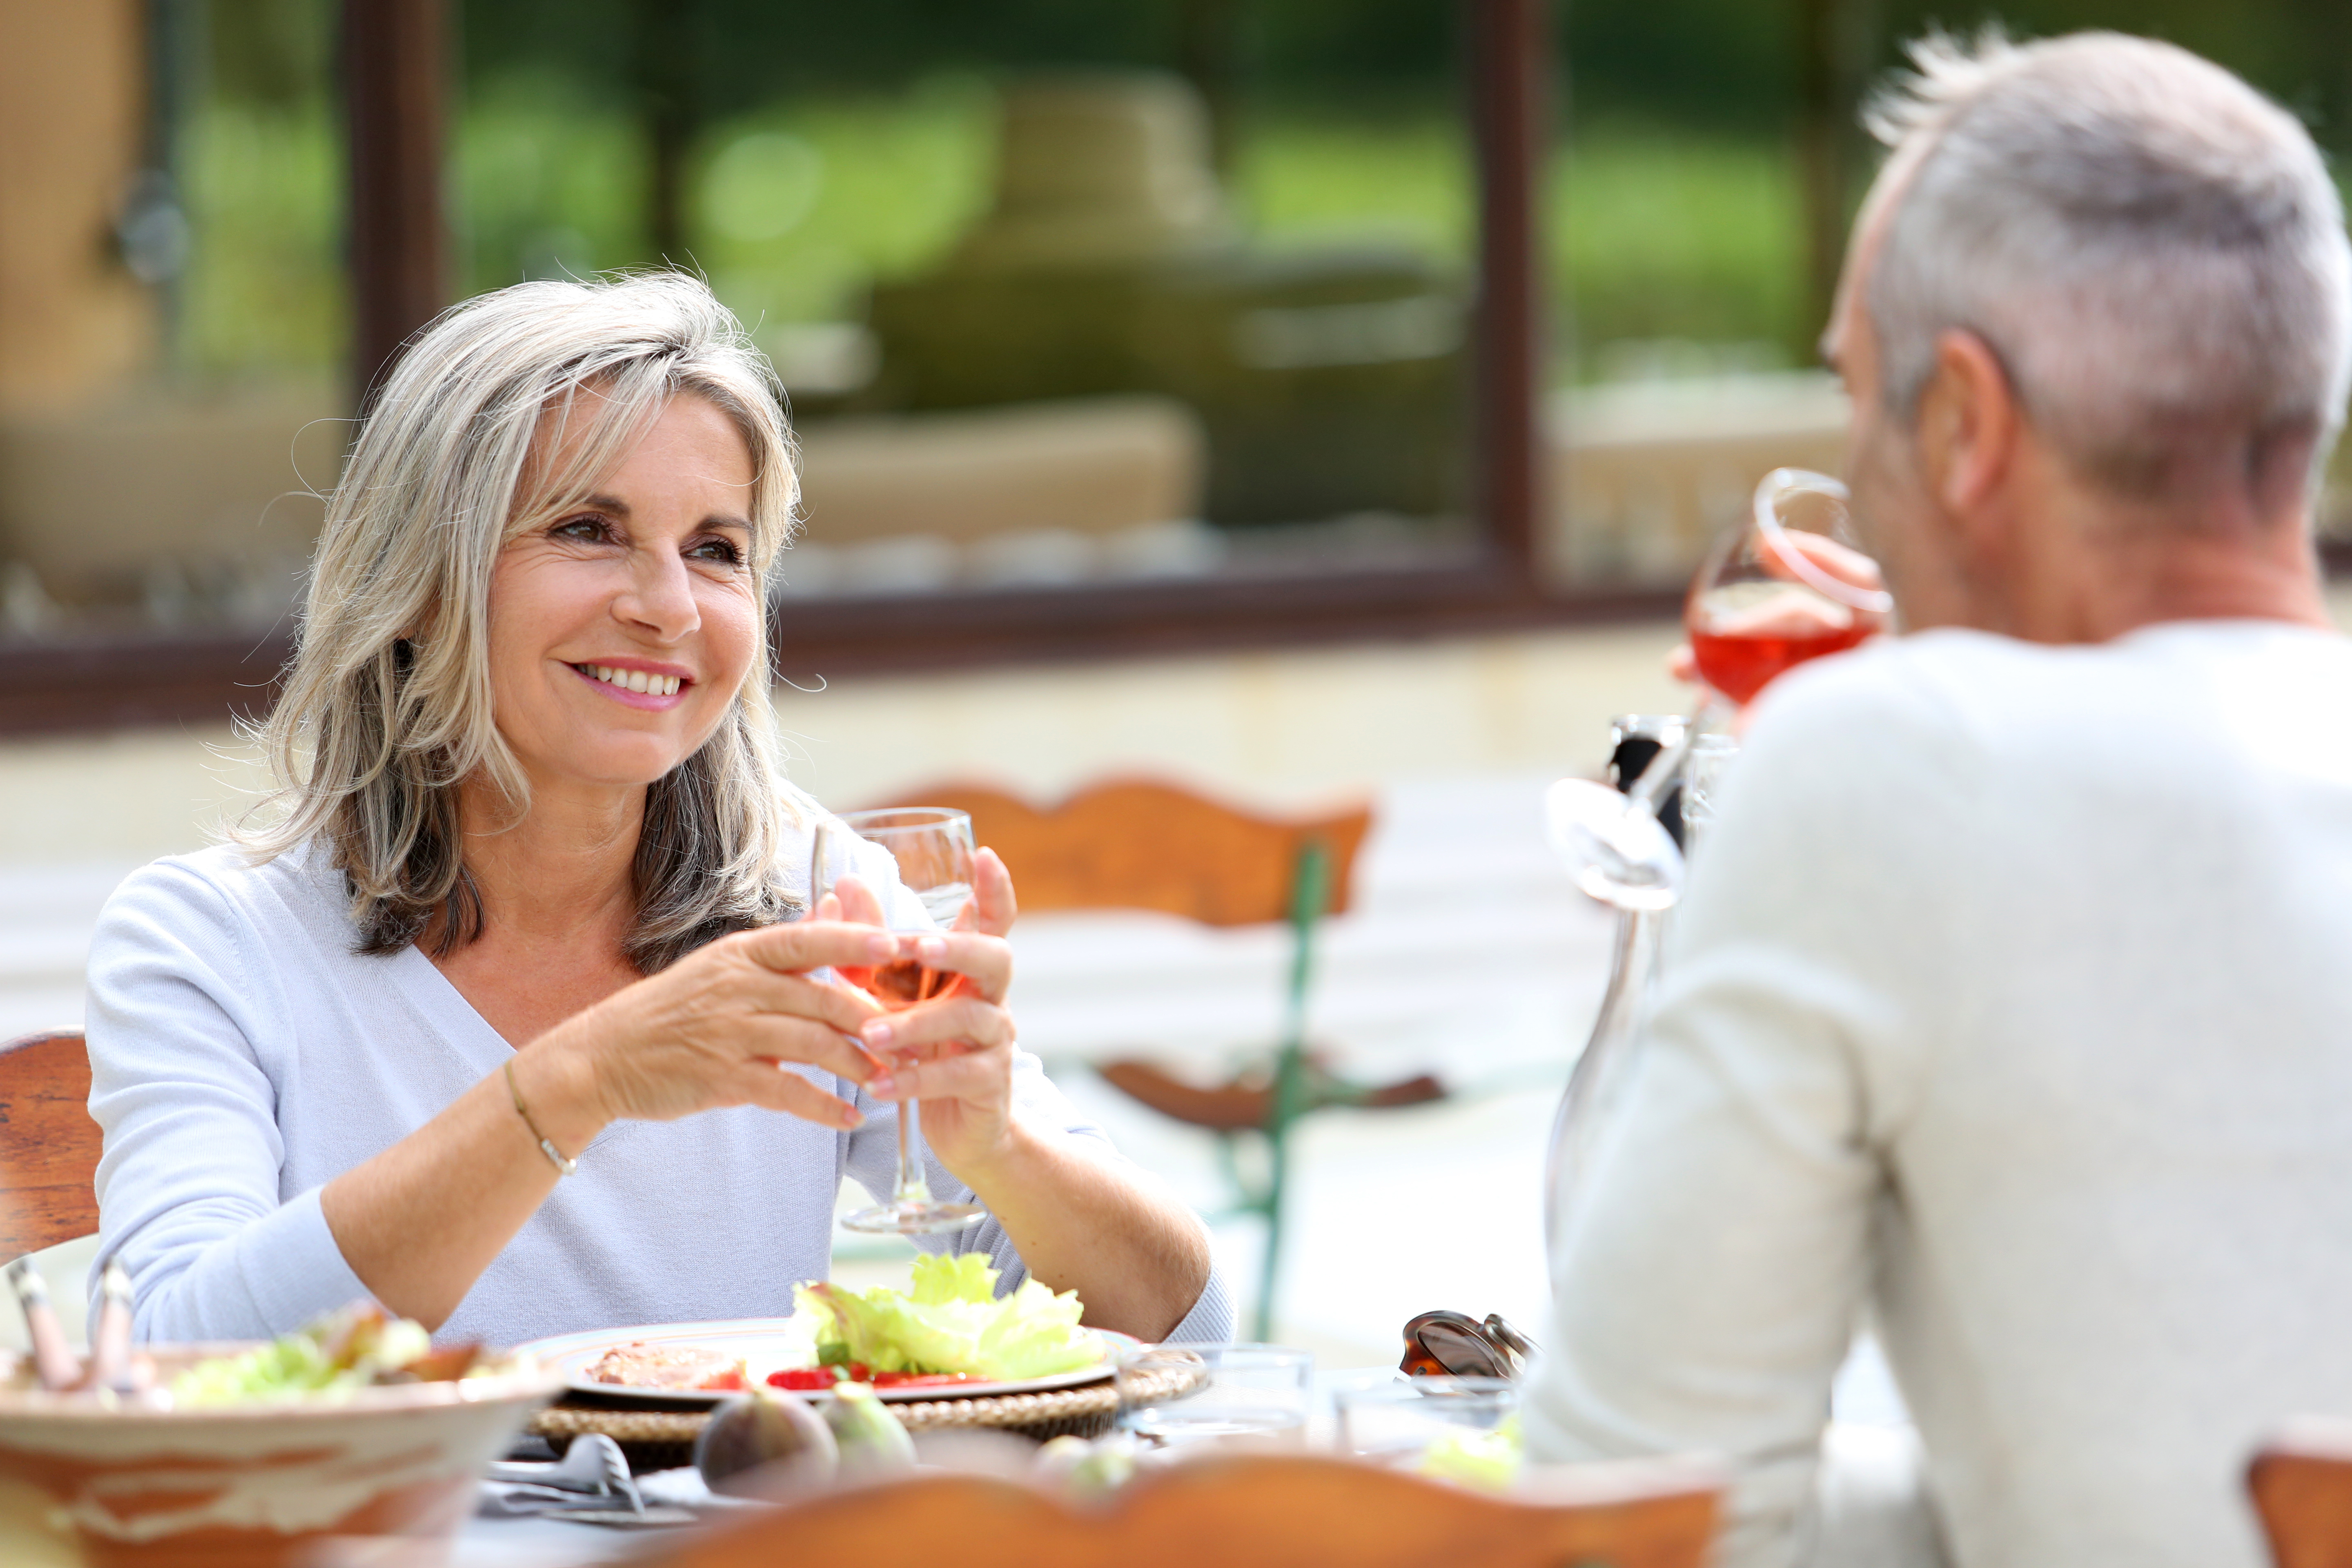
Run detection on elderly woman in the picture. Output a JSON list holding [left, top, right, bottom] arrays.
[[86, 274, 1225, 1347]]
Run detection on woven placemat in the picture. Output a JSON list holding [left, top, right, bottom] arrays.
[[530, 1357, 1208, 1468]]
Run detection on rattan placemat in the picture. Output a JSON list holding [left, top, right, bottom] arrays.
[[530, 1357, 1208, 1463]]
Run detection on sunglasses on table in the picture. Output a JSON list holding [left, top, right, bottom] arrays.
[[1399, 1310, 1538, 1381]]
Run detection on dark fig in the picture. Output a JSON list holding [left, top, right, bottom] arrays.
[[695, 1385, 839, 1498]]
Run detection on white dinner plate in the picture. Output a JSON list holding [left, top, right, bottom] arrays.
[[515, 1317, 1139, 1408]]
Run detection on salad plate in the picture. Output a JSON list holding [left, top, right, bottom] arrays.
[[517, 1318, 1141, 1409]]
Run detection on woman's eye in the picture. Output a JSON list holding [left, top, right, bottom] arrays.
[[689, 537, 746, 567], [551, 515, 612, 543]]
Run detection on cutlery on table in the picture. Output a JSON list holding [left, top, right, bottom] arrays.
[[5, 1257, 84, 1390], [485, 1433, 643, 1512], [76, 1261, 139, 1394]]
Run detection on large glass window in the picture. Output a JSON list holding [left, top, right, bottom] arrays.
[[14, 1, 2344, 729], [457, 1, 1480, 604]]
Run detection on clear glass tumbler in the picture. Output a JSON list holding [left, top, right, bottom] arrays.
[[1114, 1343, 1315, 1451], [1334, 1374, 1519, 1472]]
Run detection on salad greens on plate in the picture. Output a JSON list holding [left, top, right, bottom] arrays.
[[794, 1255, 1100, 1382], [170, 1303, 492, 1406]]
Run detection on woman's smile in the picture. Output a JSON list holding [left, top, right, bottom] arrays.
[[568, 657, 693, 710]]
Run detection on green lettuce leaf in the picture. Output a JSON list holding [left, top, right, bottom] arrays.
[[169, 1303, 436, 1407], [907, 1252, 996, 1307], [791, 1257, 1100, 1380]]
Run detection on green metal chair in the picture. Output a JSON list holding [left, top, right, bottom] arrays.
[[1164, 838, 1443, 1341]]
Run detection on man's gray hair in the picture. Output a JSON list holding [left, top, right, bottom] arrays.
[[1864, 31, 2352, 501]]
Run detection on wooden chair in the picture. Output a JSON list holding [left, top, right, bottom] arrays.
[[2250, 1416, 2352, 1567], [620, 1453, 1722, 1568], [872, 780, 1436, 1339], [0, 1031, 100, 1263]]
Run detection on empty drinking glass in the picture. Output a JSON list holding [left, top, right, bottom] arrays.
[[1115, 1344, 1314, 1450], [1334, 1374, 1519, 1476]]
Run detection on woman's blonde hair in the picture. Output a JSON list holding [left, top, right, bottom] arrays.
[[244, 272, 809, 970]]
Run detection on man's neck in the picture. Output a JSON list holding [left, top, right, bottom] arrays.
[[2006, 518, 2332, 645], [1969, 445, 2337, 643]]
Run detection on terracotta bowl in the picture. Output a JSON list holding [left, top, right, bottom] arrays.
[[0, 1345, 563, 1568]]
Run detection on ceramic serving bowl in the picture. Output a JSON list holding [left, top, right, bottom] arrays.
[[0, 1345, 563, 1568]]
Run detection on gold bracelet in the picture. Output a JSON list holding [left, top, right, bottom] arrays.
[[504, 1057, 579, 1177]]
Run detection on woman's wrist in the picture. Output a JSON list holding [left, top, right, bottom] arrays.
[[507, 1025, 610, 1157], [941, 1111, 1040, 1199]]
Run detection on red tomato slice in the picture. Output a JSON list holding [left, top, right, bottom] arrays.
[[765, 1367, 841, 1390], [765, 1364, 985, 1391]]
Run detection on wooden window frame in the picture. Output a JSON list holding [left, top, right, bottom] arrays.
[[0, 0, 1689, 737]]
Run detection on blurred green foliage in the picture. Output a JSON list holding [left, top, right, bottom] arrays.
[[480, 77, 999, 331], [172, 0, 2352, 383], [178, 101, 345, 378], [459, 0, 1458, 111], [1555, 127, 1801, 365]]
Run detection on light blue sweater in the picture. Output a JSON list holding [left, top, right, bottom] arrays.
[[85, 834, 1232, 1348]]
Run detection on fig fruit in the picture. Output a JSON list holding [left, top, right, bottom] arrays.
[[695, 1385, 839, 1499], [826, 1382, 917, 1482], [1033, 1432, 1137, 1501]]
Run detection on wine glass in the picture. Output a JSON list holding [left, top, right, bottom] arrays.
[[1686, 467, 1892, 704], [1540, 469, 1893, 1266], [1544, 468, 1892, 909], [825, 807, 988, 1236]]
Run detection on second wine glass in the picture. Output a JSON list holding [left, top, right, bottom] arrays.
[[826, 807, 988, 1236]]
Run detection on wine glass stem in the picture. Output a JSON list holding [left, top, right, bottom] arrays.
[[895, 1089, 933, 1205], [1546, 906, 1659, 1270]]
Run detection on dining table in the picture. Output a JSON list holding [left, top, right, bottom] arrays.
[[449, 1364, 1404, 1566]]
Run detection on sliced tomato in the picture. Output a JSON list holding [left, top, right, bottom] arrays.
[[765, 1367, 843, 1390], [766, 1364, 983, 1391]]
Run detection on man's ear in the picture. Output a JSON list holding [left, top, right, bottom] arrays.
[[1914, 328, 2019, 525]]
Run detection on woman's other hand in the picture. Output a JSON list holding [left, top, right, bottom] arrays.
[[530, 921, 898, 1141]]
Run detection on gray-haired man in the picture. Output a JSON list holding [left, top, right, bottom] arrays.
[[1527, 32, 2352, 1568]]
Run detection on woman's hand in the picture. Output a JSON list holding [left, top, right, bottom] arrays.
[[825, 850, 1213, 1340], [528, 921, 902, 1145], [829, 847, 1023, 1176]]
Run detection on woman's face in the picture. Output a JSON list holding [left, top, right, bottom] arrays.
[[484, 393, 761, 796]]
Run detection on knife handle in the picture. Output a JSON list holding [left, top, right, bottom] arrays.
[[6, 1258, 85, 1391]]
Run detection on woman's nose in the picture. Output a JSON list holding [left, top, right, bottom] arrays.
[[614, 550, 699, 640]]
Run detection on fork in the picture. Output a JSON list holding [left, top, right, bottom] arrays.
[[484, 1434, 642, 1512]]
